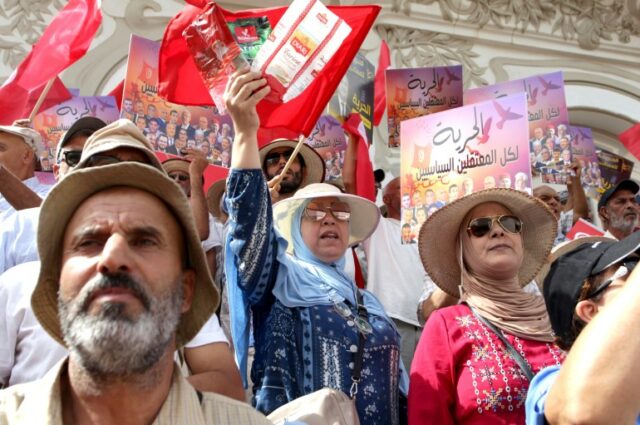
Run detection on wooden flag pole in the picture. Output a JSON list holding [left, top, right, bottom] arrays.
[[28, 78, 56, 121], [272, 134, 306, 188]]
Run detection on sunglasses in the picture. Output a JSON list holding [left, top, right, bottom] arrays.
[[169, 173, 190, 182], [586, 258, 638, 300], [59, 150, 83, 167], [304, 201, 351, 222], [265, 150, 294, 167], [466, 215, 523, 237]]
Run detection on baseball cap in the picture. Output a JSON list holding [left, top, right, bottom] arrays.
[[598, 179, 639, 209], [56, 117, 107, 161], [543, 232, 640, 341]]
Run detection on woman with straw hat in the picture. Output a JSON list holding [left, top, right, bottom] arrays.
[[408, 188, 565, 424], [223, 69, 406, 424]]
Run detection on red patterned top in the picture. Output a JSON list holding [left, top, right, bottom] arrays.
[[408, 304, 565, 425]]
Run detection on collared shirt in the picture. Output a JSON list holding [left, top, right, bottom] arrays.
[[0, 177, 52, 218], [0, 359, 272, 424]]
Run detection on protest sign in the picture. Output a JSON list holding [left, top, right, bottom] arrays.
[[400, 93, 530, 244], [566, 218, 605, 240], [323, 52, 375, 143], [564, 126, 601, 199], [465, 71, 569, 174], [123, 35, 235, 167], [386, 65, 463, 147], [32, 96, 120, 172], [596, 148, 635, 197], [305, 115, 347, 182]]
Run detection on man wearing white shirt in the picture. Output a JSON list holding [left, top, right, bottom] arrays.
[[362, 177, 426, 369]]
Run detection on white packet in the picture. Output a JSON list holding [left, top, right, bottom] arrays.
[[252, 0, 351, 103]]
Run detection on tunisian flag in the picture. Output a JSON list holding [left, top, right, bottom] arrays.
[[0, 0, 101, 124], [158, 2, 380, 140], [372, 40, 390, 127]]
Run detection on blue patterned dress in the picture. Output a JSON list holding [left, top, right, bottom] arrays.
[[225, 169, 402, 424]]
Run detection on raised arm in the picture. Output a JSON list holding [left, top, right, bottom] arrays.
[[544, 264, 640, 424]]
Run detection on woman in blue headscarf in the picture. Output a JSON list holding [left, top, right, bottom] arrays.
[[223, 69, 406, 424]]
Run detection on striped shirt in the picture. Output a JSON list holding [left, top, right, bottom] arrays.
[[0, 358, 272, 424]]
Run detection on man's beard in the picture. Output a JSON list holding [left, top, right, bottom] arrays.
[[609, 207, 639, 236], [271, 170, 303, 194], [59, 273, 183, 378]]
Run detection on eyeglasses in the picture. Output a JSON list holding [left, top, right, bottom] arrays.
[[265, 150, 293, 167], [467, 215, 523, 237], [333, 301, 372, 335], [59, 150, 82, 167], [304, 201, 351, 222], [586, 258, 638, 300], [169, 173, 190, 182]]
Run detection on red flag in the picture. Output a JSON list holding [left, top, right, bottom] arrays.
[[107, 80, 125, 111], [158, 3, 380, 137], [0, 0, 101, 124], [373, 40, 390, 127], [0, 77, 72, 125], [619, 123, 640, 161], [342, 113, 375, 202]]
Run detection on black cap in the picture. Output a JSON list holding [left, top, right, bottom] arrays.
[[56, 117, 107, 161], [597, 179, 639, 209], [543, 232, 640, 341]]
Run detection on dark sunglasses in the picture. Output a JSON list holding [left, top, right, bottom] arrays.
[[467, 215, 523, 237], [304, 201, 351, 222], [586, 258, 638, 300], [265, 150, 294, 167], [59, 150, 83, 167], [169, 173, 190, 182]]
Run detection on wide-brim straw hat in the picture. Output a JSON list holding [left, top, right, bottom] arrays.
[[535, 236, 615, 289], [162, 157, 190, 174], [259, 139, 325, 187], [273, 183, 380, 253], [418, 188, 557, 297], [32, 162, 219, 349], [206, 178, 226, 218]]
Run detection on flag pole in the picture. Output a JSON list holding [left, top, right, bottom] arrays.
[[272, 134, 306, 188], [28, 78, 56, 121]]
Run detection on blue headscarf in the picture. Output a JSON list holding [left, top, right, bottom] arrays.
[[272, 200, 387, 318]]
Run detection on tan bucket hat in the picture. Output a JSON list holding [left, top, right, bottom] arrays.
[[32, 162, 219, 348], [77, 119, 163, 170], [162, 157, 190, 175], [273, 183, 380, 254], [259, 139, 325, 187], [418, 188, 557, 297]]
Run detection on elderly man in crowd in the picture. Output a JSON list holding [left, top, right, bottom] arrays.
[[0, 117, 106, 274], [0, 119, 244, 402], [598, 179, 639, 240], [259, 139, 325, 203], [0, 123, 53, 216], [0, 162, 269, 423]]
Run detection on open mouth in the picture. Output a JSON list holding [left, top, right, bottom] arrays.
[[320, 231, 339, 240]]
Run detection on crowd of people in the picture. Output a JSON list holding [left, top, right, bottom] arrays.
[[0, 66, 639, 425]]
